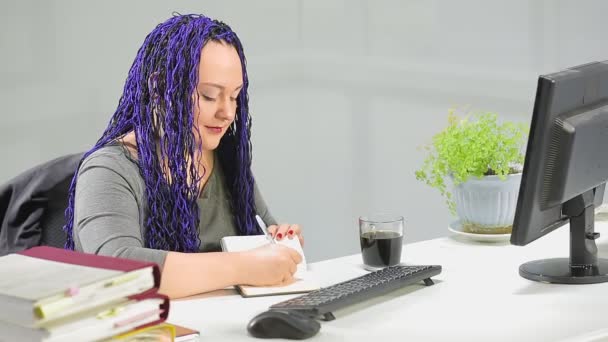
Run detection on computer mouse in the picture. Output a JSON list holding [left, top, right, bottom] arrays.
[[247, 309, 321, 340]]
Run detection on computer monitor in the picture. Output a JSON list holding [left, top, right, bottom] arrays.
[[511, 60, 608, 284]]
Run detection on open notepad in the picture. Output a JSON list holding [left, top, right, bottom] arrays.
[[220, 235, 320, 297]]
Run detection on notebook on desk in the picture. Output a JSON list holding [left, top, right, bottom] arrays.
[[220, 235, 320, 297]]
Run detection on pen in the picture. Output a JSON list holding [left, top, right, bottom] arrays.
[[255, 215, 276, 244]]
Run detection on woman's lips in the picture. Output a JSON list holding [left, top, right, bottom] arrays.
[[205, 126, 223, 134]]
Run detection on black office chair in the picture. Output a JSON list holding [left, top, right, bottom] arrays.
[[0, 153, 83, 256]]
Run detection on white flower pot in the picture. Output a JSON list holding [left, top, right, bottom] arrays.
[[452, 173, 522, 232]]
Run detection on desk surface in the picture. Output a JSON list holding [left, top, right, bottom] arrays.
[[168, 222, 608, 342]]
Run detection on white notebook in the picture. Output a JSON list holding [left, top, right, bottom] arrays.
[[220, 235, 320, 297]]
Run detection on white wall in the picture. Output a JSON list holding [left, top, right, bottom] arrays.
[[1, 0, 607, 261]]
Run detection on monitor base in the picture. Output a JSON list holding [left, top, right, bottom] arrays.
[[520, 258, 608, 284]]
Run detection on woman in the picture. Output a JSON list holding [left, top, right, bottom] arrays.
[[63, 14, 305, 299]]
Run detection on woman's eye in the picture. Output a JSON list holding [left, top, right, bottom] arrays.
[[201, 94, 215, 101], [230, 97, 237, 102]]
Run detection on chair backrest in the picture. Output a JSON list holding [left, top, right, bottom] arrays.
[[0, 153, 83, 255], [39, 176, 75, 248]]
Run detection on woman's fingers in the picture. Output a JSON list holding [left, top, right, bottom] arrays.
[[274, 224, 291, 240], [267, 223, 304, 247], [286, 224, 301, 239], [267, 225, 278, 237], [287, 224, 304, 247]]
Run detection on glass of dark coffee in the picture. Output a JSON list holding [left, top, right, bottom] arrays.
[[359, 214, 404, 270]]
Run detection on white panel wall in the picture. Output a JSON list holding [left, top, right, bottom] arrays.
[[1, 0, 607, 261]]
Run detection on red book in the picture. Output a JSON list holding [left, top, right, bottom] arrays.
[[0, 246, 168, 329]]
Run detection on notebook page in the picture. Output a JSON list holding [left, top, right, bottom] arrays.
[[0, 254, 121, 300], [220, 235, 320, 296], [238, 274, 320, 297]]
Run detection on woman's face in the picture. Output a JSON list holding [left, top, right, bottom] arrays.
[[194, 40, 243, 151]]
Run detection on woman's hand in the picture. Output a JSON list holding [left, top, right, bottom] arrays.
[[267, 223, 304, 247], [238, 244, 302, 286]]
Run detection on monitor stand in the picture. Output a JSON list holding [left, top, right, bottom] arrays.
[[519, 189, 608, 284]]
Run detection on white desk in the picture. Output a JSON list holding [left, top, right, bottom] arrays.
[[168, 222, 608, 342]]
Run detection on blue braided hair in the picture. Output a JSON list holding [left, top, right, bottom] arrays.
[[63, 14, 259, 252]]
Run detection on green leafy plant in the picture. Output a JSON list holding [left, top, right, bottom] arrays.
[[415, 109, 529, 214]]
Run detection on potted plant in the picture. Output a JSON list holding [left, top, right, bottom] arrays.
[[415, 109, 529, 234]]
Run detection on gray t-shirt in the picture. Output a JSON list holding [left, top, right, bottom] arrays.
[[72, 144, 277, 269]]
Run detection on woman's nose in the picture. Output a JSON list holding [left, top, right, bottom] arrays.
[[217, 98, 236, 121]]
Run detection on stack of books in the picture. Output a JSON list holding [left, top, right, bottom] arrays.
[[0, 246, 170, 342]]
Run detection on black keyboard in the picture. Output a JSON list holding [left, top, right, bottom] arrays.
[[270, 265, 442, 321]]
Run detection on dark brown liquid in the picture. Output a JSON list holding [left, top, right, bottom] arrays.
[[360, 230, 403, 268]]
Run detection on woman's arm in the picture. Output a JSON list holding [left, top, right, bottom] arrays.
[[74, 152, 168, 267], [159, 244, 302, 299], [74, 152, 301, 299]]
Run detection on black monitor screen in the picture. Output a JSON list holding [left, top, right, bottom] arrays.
[[511, 60, 608, 284]]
